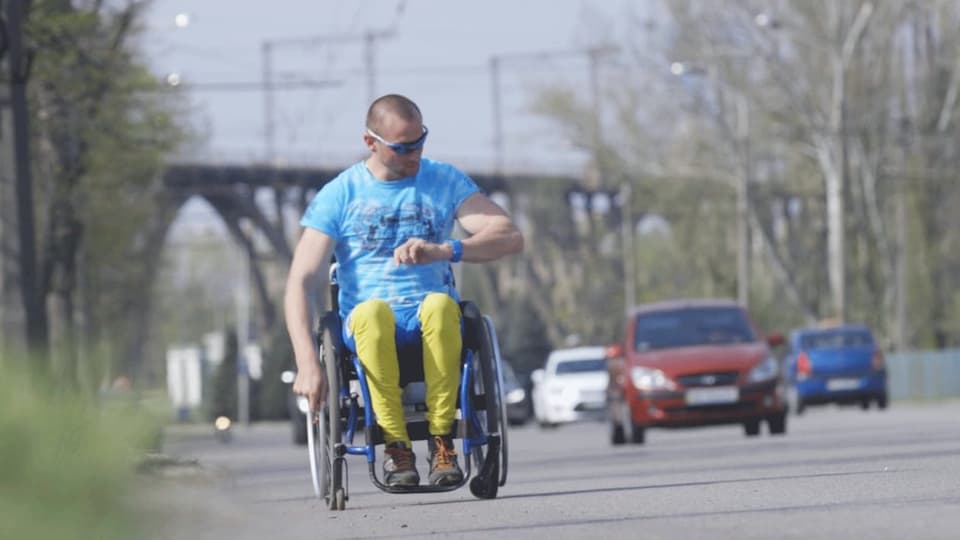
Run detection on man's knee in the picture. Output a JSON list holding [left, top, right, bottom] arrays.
[[419, 293, 460, 324], [349, 299, 395, 340]]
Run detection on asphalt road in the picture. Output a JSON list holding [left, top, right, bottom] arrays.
[[145, 401, 960, 540]]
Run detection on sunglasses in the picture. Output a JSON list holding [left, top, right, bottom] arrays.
[[366, 125, 429, 154]]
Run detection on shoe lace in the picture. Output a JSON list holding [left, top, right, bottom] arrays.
[[386, 446, 414, 469], [432, 436, 456, 466]]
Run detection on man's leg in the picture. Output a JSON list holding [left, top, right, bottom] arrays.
[[418, 293, 463, 435], [418, 292, 464, 485], [347, 299, 419, 486]]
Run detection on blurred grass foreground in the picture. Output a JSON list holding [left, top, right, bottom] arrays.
[[0, 352, 164, 540]]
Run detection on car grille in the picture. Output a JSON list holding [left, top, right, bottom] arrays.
[[675, 371, 739, 388]]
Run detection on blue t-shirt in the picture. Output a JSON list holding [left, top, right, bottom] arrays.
[[301, 158, 480, 321]]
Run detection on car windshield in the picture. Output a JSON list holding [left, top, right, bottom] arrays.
[[800, 329, 873, 349], [554, 358, 607, 375], [633, 307, 756, 351]]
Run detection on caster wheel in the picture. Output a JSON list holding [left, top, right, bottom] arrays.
[[469, 475, 498, 499]]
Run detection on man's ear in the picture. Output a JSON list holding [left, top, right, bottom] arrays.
[[362, 133, 377, 152]]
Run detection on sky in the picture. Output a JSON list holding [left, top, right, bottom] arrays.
[[140, 0, 648, 178]]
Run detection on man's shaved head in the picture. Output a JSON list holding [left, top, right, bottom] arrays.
[[366, 94, 422, 132]]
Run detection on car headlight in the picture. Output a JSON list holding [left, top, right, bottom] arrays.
[[630, 367, 676, 391], [506, 387, 526, 404], [748, 356, 779, 383]]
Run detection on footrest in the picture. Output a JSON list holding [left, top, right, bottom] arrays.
[[369, 420, 461, 445]]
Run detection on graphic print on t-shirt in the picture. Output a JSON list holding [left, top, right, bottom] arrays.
[[351, 200, 440, 256]]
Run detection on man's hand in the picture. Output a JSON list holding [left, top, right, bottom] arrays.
[[293, 362, 327, 413], [393, 238, 449, 265]]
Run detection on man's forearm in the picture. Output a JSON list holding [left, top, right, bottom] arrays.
[[284, 276, 324, 372], [460, 219, 524, 262]]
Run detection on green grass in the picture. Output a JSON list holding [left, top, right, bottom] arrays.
[[0, 355, 162, 540]]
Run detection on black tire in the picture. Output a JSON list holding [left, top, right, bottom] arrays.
[[464, 306, 505, 494], [475, 316, 501, 436], [877, 394, 888, 410], [630, 424, 646, 444], [767, 412, 787, 435], [611, 423, 626, 445], [860, 399, 870, 410], [744, 419, 761, 436], [481, 315, 509, 488], [469, 462, 499, 499], [319, 313, 343, 510]]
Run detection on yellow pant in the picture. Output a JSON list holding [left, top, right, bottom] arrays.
[[347, 293, 462, 447]]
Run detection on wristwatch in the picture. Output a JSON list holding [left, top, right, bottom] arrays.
[[447, 239, 463, 262]]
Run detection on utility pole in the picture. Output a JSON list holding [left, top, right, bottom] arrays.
[[261, 30, 395, 164], [733, 93, 751, 308], [1, 0, 43, 352], [261, 41, 276, 164], [620, 182, 635, 313], [489, 56, 503, 176], [235, 221, 252, 426], [671, 61, 752, 307], [488, 45, 618, 178]]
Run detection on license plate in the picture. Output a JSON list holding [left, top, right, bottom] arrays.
[[827, 378, 861, 391], [580, 390, 606, 403], [685, 386, 739, 405]]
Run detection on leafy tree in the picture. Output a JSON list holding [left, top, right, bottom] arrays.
[[257, 326, 295, 420], [497, 295, 552, 375], [528, 0, 960, 350], [23, 0, 190, 386], [207, 328, 238, 420]]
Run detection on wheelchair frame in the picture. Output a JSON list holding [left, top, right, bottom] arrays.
[[301, 267, 510, 511]]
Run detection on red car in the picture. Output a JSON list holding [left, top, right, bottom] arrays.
[[606, 299, 787, 445]]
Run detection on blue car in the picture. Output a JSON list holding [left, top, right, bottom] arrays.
[[785, 324, 889, 415]]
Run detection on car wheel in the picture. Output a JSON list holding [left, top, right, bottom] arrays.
[[877, 394, 889, 410], [629, 424, 645, 444], [611, 423, 626, 445], [860, 399, 870, 411], [767, 412, 787, 435], [743, 419, 761, 436]]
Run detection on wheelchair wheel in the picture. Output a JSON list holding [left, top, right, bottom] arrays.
[[464, 310, 507, 499], [483, 314, 510, 488], [319, 312, 345, 510]]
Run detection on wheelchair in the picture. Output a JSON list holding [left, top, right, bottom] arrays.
[[298, 265, 510, 510]]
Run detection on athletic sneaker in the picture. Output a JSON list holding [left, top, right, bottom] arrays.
[[383, 442, 420, 486], [427, 435, 464, 486]]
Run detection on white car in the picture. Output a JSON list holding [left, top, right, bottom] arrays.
[[531, 346, 609, 427]]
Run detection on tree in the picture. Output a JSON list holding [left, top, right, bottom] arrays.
[[497, 295, 552, 375], [528, 0, 960, 349], [23, 0, 189, 384], [207, 328, 238, 420]]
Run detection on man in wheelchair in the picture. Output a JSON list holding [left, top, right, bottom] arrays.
[[284, 94, 523, 487]]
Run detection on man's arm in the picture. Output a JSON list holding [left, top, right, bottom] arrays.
[[284, 227, 336, 412], [391, 192, 523, 265], [454, 192, 524, 262]]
